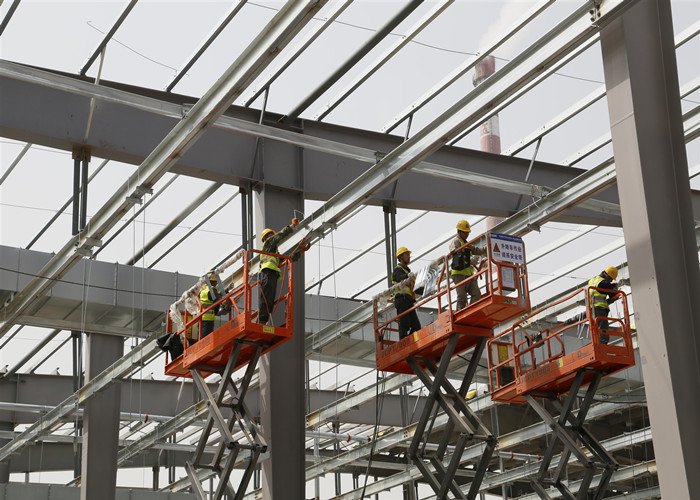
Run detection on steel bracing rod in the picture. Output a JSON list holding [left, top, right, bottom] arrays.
[[80, 0, 138, 76], [125, 181, 223, 266], [0, 0, 328, 339], [26, 159, 109, 249], [283, 0, 423, 122], [149, 191, 238, 268], [382, 0, 555, 133], [166, 0, 248, 92], [0, 142, 31, 185], [0, 0, 22, 37], [0, 332, 161, 461], [261, 0, 639, 276], [243, 0, 355, 107], [504, 20, 700, 156], [92, 173, 178, 258], [304, 210, 424, 292], [313, 0, 455, 121]]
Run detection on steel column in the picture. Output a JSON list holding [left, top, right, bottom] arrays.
[[255, 186, 306, 499], [600, 0, 700, 497], [79, 333, 123, 500]]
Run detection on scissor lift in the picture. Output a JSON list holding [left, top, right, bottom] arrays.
[[374, 233, 530, 499], [487, 286, 635, 499], [163, 250, 294, 500]]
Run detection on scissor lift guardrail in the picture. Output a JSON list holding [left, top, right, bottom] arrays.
[[163, 249, 294, 500], [487, 287, 635, 499], [374, 233, 530, 499]]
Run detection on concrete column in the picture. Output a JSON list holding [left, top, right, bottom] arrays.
[[80, 333, 123, 500], [255, 186, 305, 500], [600, 0, 700, 497]]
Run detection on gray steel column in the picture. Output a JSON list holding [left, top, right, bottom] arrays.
[[600, 0, 700, 497], [255, 187, 305, 499], [80, 333, 123, 500]]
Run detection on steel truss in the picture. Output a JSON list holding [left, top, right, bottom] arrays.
[[185, 342, 267, 500], [525, 369, 617, 500], [405, 335, 495, 500]]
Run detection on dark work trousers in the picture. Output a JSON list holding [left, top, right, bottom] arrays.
[[395, 294, 421, 340], [258, 268, 279, 325], [593, 306, 610, 344], [201, 320, 215, 339]]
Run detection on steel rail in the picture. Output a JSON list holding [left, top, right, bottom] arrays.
[[0, 0, 329, 339], [166, 0, 249, 92], [80, 0, 139, 76], [313, 0, 455, 122], [0, 142, 31, 186], [504, 20, 700, 156], [283, 0, 424, 122]]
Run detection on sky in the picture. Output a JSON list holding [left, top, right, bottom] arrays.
[[0, 0, 699, 497]]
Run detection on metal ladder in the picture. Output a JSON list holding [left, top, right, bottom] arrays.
[[185, 341, 267, 500], [525, 369, 619, 499], [405, 334, 496, 499]]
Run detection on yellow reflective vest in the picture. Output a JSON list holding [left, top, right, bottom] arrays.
[[392, 264, 414, 298], [449, 236, 474, 277], [200, 286, 215, 321], [588, 275, 609, 309]]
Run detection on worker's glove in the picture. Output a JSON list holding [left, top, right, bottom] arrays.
[[473, 245, 487, 255], [291, 218, 299, 227]]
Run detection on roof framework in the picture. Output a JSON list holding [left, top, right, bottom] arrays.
[[0, 0, 698, 498]]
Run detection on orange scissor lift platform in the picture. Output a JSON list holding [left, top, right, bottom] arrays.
[[487, 285, 635, 499], [374, 232, 530, 374], [487, 286, 635, 405], [373, 233, 530, 500], [164, 250, 294, 378], [162, 249, 294, 500]]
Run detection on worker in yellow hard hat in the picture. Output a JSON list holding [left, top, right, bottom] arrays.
[[449, 220, 486, 310], [199, 270, 220, 341], [588, 266, 619, 345], [392, 247, 421, 339], [258, 217, 299, 325]]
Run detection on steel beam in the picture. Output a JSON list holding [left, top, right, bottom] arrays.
[[600, 0, 700, 497], [0, 0, 328, 338]]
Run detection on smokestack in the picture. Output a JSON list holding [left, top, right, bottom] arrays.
[[474, 56, 504, 230]]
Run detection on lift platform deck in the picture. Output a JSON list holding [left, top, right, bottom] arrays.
[[374, 233, 530, 374], [163, 249, 294, 378]]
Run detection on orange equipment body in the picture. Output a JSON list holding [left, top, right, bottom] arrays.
[[374, 233, 530, 373], [164, 249, 294, 378], [487, 286, 635, 404]]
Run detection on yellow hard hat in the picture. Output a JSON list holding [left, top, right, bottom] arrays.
[[261, 228, 276, 241], [604, 266, 618, 280], [396, 246, 411, 258], [456, 220, 471, 232], [207, 270, 218, 282]]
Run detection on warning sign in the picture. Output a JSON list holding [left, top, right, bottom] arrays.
[[490, 233, 524, 265]]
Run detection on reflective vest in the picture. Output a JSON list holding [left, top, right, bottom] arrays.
[[588, 275, 609, 309], [260, 252, 281, 273], [392, 265, 414, 298], [450, 236, 474, 277], [200, 286, 215, 321]]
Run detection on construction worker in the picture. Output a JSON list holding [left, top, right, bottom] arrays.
[[199, 271, 220, 340], [588, 266, 619, 345], [392, 247, 421, 339], [258, 217, 299, 325], [449, 220, 486, 310]]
